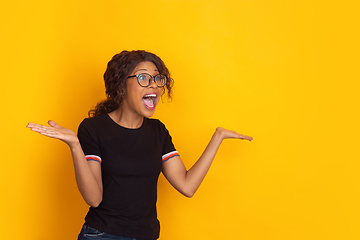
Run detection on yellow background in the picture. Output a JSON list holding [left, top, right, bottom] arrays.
[[1, 0, 359, 239]]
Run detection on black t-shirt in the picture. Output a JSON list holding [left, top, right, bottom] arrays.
[[77, 114, 178, 240]]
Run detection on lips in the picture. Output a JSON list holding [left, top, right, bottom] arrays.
[[142, 93, 157, 110]]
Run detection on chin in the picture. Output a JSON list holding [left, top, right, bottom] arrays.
[[142, 109, 156, 118]]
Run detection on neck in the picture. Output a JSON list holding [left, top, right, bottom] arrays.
[[108, 107, 144, 129]]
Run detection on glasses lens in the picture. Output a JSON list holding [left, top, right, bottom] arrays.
[[155, 75, 166, 87], [137, 73, 150, 86]]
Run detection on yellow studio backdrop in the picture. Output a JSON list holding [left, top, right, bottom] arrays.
[[1, 0, 359, 239]]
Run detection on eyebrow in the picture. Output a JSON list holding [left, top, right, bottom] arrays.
[[134, 68, 159, 73]]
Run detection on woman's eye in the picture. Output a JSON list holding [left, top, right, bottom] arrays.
[[138, 74, 146, 81]]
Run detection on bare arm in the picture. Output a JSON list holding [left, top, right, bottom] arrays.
[[162, 127, 252, 198], [26, 120, 103, 207]]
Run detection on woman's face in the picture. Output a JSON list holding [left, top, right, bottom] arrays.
[[123, 61, 163, 118]]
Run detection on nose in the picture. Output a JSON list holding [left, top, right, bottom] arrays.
[[148, 76, 158, 88]]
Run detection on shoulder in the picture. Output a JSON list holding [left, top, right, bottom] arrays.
[[81, 114, 109, 125], [145, 118, 167, 130], [146, 117, 163, 125], [78, 114, 109, 133], [145, 118, 173, 142]]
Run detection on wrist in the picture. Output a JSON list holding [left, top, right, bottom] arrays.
[[68, 140, 81, 149], [214, 127, 225, 142]]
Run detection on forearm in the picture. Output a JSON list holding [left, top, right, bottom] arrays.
[[182, 129, 223, 197], [26, 121, 103, 206], [163, 127, 252, 198], [70, 142, 103, 207]]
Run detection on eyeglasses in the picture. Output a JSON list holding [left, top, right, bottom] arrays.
[[127, 73, 167, 87]]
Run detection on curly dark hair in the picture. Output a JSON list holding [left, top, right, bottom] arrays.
[[88, 50, 174, 117]]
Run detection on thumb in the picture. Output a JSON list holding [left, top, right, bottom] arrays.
[[48, 120, 61, 129]]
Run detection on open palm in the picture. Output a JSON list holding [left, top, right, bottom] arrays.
[[26, 120, 79, 147], [216, 127, 253, 141]]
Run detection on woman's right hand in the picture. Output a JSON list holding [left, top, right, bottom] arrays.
[[28, 120, 103, 206], [26, 120, 79, 148]]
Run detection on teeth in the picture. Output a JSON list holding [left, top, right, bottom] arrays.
[[144, 94, 157, 98]]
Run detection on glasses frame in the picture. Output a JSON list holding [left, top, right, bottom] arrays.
[[127, 73, 167, 87]]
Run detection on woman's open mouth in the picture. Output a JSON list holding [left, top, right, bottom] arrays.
[[142, 93, 157, 110]]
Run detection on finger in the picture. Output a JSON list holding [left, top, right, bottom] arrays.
[[48, 120, 61, 129], [238, 134, 253, 141], [27, 122, 48, 128], [26, 122, 36, 128], [28, 124, 54, 133], [39, 129, 59, 137], [27, 123, 48, 130]]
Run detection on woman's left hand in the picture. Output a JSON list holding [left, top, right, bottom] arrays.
[[216, 127, 253, 141]]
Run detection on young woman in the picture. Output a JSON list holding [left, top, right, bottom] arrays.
[[27, 50, 252, 240]]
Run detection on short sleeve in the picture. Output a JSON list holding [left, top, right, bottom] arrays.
[[161, 122, 179, 163], [78, 119, 102, 164]]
